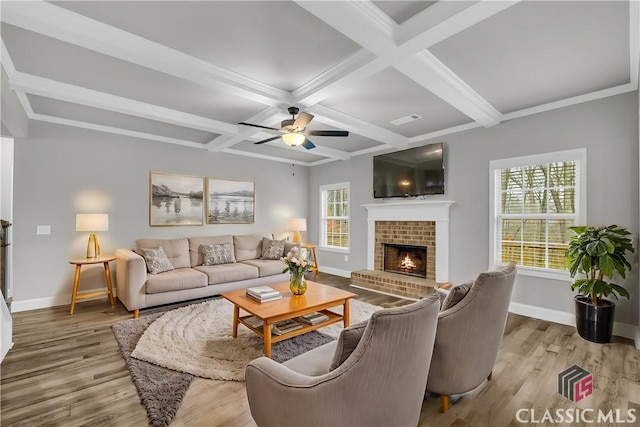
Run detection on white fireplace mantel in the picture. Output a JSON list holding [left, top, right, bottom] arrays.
[[362, 200, 454, 283]]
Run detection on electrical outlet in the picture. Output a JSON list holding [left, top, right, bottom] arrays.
[[344, 254, 349, 262], [36, 225, 51, 235]]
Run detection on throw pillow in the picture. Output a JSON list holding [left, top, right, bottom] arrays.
[[260, 238, 286, 260], [329, 320, 369, 370], [441, 280, 474, 311], [136, 246, 174, 275], [202, 243, 234, 266], [433, 288, 449, 310]]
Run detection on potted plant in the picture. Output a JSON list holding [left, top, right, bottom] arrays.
[[565, 225, 634, 343]]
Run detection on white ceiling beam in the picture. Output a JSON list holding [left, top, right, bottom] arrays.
[[9, 72, 237, 135], [223, 148, 312, 166], [395, 51, 501, 127], [308, 104, 409, 149], [397, 1, 520, 53], [295, 0, 503, 128], [501, 83, 637, 122], [293, 49, 384, 106], [31, 113, 207, 149], [295, 1, 398, 56], [408, 122, 483, 145], [207, 107, 285, 152], [1, 0, 291, 107], [0, 41, 33, 117], [259, 139, 351, 161], [2, 1, 392, 158]]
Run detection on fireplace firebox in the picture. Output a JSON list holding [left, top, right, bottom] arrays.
[[383, 243, 427, 278]]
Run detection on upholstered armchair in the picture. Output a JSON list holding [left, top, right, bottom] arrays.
[[426, 263, 516, 412], [245, 294, 440, 427]]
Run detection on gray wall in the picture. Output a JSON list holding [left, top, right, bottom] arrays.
[[12, 122, 308, 304], [310, 92, 639, 326]]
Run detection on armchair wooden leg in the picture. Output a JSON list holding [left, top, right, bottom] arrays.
[[440, 395, 450, 413], [487, 371, 493, 381], [133, 309, 139, 319]]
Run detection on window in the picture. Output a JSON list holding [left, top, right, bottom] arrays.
[[489, 149, 586, 280], [320, 183, 349, 251]]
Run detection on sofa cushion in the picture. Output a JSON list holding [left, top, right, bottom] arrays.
[[145, 268, 208, 294], [233, 233, 268, 261], [329, 320, 369, 370], [202, 243, 234, 266], [136, 246, 175, 275], [441, 280, 474, 311], [136, 238, 190, 269], [260, 238, 286, 260], [193, 263, 259, 285], [189, 235, 235, 266], [241, 259, 285, 277]]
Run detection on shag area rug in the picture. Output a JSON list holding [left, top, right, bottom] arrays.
[[112, 297, 381, 427]]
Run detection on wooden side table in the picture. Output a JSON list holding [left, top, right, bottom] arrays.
[[69, 255, 116, 315], [301, 243, 319, 278]]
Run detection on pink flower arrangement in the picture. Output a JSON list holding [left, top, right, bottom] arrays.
[[281, 246, 314, 275]]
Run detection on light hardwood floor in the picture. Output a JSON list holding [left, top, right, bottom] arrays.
[[1, 273, 638, 427]]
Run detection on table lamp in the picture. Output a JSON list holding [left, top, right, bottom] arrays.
[[288, 218, 307, 244], [76, 214, 109, 258]]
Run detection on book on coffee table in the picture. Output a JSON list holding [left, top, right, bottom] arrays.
[[246, 286, 282, 301], [272, 319, 303, 336], [299, 311, 330, 325], [246, 292, 283, 303], [243, 316, 264, 329]]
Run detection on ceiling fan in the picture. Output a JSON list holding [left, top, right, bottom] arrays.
[[239, 107, 349, 150]]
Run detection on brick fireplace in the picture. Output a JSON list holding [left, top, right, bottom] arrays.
[[351, 200, 453, 299]]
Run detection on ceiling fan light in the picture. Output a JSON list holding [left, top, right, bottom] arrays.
[[282, 133, 306, 147]]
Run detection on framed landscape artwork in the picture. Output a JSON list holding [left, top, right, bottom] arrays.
[[149, 172, 204, 226], [207, 178, 255, 224]]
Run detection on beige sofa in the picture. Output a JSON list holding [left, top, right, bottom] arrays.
[[115, 233, 296, 318]]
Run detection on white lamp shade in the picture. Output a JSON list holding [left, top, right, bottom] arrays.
[[288, 218, 307, 232], [76, 214, 109, 232], [282, 133, 306, 147]]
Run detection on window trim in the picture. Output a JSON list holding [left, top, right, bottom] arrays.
[[489, 148, 587, 281], [319, 182, 350, 253]]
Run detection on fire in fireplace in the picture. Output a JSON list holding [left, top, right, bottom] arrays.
[[383, 243, 427, 278]]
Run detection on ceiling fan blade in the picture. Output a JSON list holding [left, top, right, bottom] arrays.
[[239, 122, 280, 132], [293, 112, 314, 130], [306, 130, 349, 137], [302, 138, 316, 150], [254, 136, 282, 145]]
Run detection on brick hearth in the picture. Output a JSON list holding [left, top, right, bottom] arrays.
[[352, 200, 454, 299], [352, 220, 439, 299]]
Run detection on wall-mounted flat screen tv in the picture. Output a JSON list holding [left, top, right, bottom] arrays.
[[373, 142, 444, 198]]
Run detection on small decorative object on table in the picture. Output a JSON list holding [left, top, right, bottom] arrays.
[[282, 246, 314, 295]]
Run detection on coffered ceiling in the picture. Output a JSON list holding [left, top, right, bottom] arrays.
[[1, 1, 638, 166]]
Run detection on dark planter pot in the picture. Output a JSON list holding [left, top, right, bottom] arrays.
[[574, 295, 615, 343]]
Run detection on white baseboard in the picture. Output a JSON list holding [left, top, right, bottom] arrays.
[[11, 287, 116, 312], [320, 266, 352, 278], [509, 301, 639, 345]]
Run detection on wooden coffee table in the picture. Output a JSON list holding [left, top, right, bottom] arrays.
[[222, 281, 356, 358]]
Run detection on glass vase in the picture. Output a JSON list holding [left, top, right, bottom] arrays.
[[289, 270, 308, 295]]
